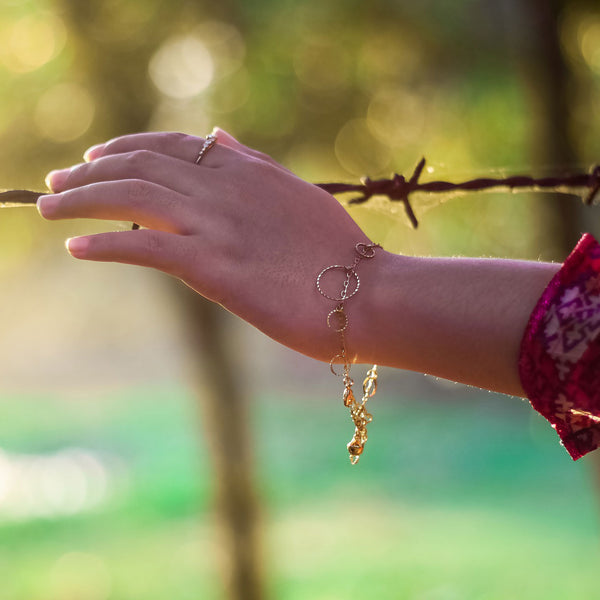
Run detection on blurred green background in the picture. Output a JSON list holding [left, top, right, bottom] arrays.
[[0, 0, 600, 598]]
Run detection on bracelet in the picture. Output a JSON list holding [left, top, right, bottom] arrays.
[[316, 242, 382, 464]]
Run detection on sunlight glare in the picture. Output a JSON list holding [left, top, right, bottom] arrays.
[[578, 17, 600, 74], [195, 20, 246, 77], [1, 13, 66, 73], [367, 88, 426, 147], [34, 82, 96, 142], [335, 118, 392, 176], [149, 34, 214, 99], [0, 447, 113, 522]]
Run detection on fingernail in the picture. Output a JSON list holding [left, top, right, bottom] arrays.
[[84, 143, 104, 162], [66, 237, 89, 258], [45, 169, 69, 192], [36, 194, 61, 218]]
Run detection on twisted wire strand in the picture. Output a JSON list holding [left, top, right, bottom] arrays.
[[317, 159, 600, 228]]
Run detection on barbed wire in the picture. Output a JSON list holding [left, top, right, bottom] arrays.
[[2, 159, 600, 230], [317, 158, 600, 228], [0, 190, 39, 206]]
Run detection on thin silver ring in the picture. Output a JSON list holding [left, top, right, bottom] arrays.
[[194, 133, 218, 164]]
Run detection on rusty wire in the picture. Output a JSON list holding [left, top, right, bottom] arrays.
[[317, 158, 600, 228]]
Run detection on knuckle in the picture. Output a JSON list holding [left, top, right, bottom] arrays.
[[124, 150, 155, 175], [163, 131, 189, 146]]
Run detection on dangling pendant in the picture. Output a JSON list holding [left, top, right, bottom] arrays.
[[345, 365, 378, 464], [347, 433, 364, 465], [343, 386, 355, 407]]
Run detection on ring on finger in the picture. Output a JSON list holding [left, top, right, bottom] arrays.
[[194, 133, 218, 165]]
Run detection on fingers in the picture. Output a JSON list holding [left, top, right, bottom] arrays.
[[46, 149, 218, 195], [48, 129, 290, 196], [66, 229, 192, 279], [66, 229, 227, 305], [38, 180, 198, 234]]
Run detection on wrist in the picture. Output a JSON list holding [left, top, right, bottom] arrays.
[[346, 248, 409, 366]]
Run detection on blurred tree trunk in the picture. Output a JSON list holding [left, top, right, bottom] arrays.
[[509, 0, 585, 260], [173, 283, 264, 600], [56, 2, 264, 598]]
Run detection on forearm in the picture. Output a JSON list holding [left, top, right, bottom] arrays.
[[353, 250, 560, 396]]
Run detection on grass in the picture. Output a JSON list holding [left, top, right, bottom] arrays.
[[0, 381, 598, 599]]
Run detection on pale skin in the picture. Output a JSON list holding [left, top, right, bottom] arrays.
[[37, 130, 561, 397]]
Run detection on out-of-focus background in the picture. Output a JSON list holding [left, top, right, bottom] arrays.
[[1, 0, 600, 598]]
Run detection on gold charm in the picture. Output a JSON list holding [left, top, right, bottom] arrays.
[[343, 387, 355, 407]]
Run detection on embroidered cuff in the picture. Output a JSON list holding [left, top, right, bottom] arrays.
[[519, 233, 600, 460]]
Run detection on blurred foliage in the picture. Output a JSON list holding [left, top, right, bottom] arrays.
[[0, 384, 597, 598]]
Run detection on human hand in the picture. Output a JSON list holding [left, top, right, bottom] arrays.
[[37, 130, 381, 363]]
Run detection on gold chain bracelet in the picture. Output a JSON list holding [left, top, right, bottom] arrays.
[[316, 242, 381, 464]]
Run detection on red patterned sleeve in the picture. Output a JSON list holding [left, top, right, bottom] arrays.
[[519, 233, 600, 460]]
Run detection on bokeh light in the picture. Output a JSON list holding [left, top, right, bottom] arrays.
[[0, 13, 66, 73], [579, 16, 600, 74], [148, 98, 211, 134], [194, 20, 245, 78], [149, 33, 214, 99], [367, 87, 427, 147], [0, 447, 114, 521], [147, 21, 247, 130], [34, 82, 96, 142], [335, 118, 392, 176]]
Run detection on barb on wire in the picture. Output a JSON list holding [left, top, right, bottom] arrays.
[[317, 159, 600, 229]]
